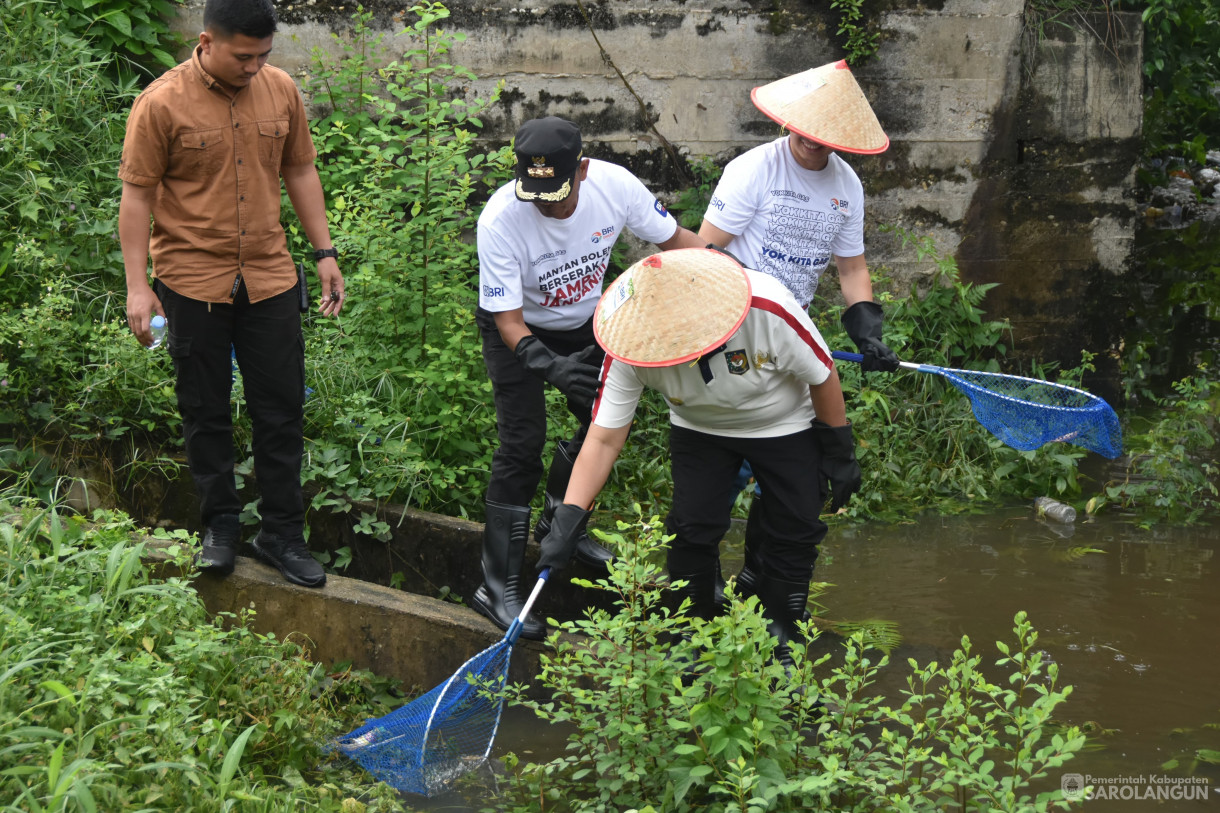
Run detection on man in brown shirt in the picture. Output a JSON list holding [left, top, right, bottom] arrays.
[[119, 0, 343, 587]]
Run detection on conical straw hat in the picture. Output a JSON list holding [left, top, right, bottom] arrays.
[[751, 60, 889, 154], [594, 248, 751, 367]]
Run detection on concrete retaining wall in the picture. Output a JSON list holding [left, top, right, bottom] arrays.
[[168, 0, 1143, 372]]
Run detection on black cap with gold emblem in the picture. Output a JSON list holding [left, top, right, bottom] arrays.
[[513, 117, 583, 203]]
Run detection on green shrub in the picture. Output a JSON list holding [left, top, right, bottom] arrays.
[[1138, 0, 1220, 157], [1101, 369, 1219, 524], [498, 515, 1086, 812], [291, 2, 512, 523], [0, 501, 406, 811], [0, 0, 133, 316]]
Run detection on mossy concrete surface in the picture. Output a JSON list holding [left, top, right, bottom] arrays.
[[149, 544, 558, 700]]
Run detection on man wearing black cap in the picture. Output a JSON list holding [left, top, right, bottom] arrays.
[[474, 116, 704, 638]]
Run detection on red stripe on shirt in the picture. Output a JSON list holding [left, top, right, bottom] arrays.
[[749, 296, 836, 371], [590, 353, 614, 423]]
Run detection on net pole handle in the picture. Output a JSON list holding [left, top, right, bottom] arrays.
[[831, 350, 926, 373], [522, 568, 549, 617], [505, 569, 550, 645]]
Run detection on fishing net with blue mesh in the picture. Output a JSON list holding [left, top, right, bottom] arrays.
[[935, 365, 1123, 459], [831, 352, 1123, 459], [334, 638, 512, 796]]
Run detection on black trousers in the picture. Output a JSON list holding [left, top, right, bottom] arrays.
[[157, 280, 305, 535], [666, 424, 828, 580], [477, 308, 602, 507]]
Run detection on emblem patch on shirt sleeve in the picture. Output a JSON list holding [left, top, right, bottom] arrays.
[[724, 349, 750, 375]]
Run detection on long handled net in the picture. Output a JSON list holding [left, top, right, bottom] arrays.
[[832, 352, 1123, 459], [334, 570, 550, 796]]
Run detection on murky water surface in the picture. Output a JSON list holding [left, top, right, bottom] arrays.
[[412, 509, 1220, 810]]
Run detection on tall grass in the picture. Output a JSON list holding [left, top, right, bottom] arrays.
[[0, 499, 406, 811]]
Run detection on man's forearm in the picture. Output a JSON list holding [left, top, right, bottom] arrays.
[[118, 186, 155, 294], [565, 424, 630, 509], [836, 253, 874, 307]]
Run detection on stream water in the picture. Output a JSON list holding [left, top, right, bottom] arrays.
[[413, 507, 1220, 811]]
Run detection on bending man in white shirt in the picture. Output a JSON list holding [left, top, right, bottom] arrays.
[[537, 248, 862, 666]]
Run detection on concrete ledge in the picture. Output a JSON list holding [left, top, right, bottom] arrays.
[[154, 548, 558, 700]]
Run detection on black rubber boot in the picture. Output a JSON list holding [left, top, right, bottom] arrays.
[[534, 440, 614, 568], [757, 573, 812, 670], [473, 501, 546, 640], [734, 496, 765, 601], [670, 567, 721, 685], [671, 567, 721, 623], [198, 513, 240, 575], [251, 529, 326, 588], [713, 558, 727, 614]]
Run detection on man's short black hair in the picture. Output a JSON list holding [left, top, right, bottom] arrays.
[[203, 0, 278, 39]]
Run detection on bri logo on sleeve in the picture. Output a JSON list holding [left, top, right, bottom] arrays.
[[482, 284, 507, 298], [829, 198, 850, 213]]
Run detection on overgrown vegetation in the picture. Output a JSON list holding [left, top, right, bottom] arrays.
[[1134, 0, 1220, 161], [287, 2, 512, 531], [0, 499, 407, 810], [498, 515, 1086, 812], [1, 0, 1217, 592]]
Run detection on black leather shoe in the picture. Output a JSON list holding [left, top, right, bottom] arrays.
[[574, 534, 615, 568], [251, 530, 326, 588], [198, 514, 240, 575]]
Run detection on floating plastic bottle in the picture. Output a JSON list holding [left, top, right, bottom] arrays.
[[148, 315, 167, 350], [1034, 496, 1076, 524]]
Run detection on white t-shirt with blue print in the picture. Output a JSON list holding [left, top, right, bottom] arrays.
[[478, 159, 679, 331], [703, 138, 865, 308]]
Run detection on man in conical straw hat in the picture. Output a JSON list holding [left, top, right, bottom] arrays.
[[697, 60, 898, 600], [536, 248, 862, 667]]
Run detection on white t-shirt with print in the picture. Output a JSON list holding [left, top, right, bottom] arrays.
[[591, 270, 835, 439], [703, 138, 865, 307], [477, 159, 679, 331]]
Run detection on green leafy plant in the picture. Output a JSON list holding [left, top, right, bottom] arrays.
[[1138, 0, 1220, 156], [498, 514, 1086, 812], [0, 499, 407, 810], [0, 1, 134, 315], [57, 0, 184, 75], [290, 3, 512, 523], [668, 155, 721, 230], [830, 0, 880, 65], [1101, 368, 1218, 525]]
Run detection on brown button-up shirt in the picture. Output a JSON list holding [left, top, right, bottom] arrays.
[[119, 47, 317, 304]]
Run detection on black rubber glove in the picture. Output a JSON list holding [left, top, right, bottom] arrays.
[[840, 301, 900, 373], [538, 503, 592, 573], [811, 420, 862, 511], [514, 335, 602, 409], [705, 242, 745, 267]]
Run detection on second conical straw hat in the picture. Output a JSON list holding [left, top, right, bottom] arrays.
[[751, 60, 889, 154], [594, 248, 751, 367]]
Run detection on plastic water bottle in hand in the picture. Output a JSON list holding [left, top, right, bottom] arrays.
[[148, 315, 167, 350]]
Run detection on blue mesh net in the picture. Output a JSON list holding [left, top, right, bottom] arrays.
[[936, 366, 1123, 459], [334, 639, 512, 796]]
